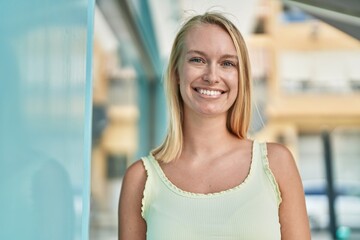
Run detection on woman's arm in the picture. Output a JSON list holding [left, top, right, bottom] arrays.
[[118, 160, 147, 240], [267, 143, 311, 240]]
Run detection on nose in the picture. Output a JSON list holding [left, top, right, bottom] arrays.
[[203, 63, 219, 84]]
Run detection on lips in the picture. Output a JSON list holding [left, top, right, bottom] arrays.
[[194, 87, 225, 96]]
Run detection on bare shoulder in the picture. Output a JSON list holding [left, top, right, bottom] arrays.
[[118, 159, 147, 239], [265, 142, 311, 239], [265, 142, 299, 184], [266, 142, 294, 163], [119, 159, 147, 209], [266, 143, 296, 170], [122, 159, 147, 191]]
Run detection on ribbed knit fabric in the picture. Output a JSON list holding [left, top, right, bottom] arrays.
[[141, 141, 282, 240]]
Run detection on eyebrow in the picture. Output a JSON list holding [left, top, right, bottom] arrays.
[[186, 50, 238, 60]]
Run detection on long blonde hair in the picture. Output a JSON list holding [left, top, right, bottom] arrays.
[[151, 12, 252, 163]]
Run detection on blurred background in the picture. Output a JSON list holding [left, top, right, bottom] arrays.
[[90, 0, 360, 239], [1, 0, 359, 239]]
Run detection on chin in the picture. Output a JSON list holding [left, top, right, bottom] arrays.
[[197, 108, 228, 116]]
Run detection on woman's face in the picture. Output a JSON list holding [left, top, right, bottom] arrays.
[[178, 23, 239, 118]]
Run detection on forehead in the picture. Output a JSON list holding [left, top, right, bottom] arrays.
[[183, 23, 236, 54]]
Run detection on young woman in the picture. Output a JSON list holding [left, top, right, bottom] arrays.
[[119, 12, 311, 240]]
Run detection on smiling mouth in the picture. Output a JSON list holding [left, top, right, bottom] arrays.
[[194, 87, 225, 96]]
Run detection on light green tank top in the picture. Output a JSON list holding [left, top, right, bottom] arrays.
[[141, 141, 282, 240]]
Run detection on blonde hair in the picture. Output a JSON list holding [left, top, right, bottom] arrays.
[[151, 12, 252, 163]]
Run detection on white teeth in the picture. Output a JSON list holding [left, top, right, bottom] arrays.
[[197, 88, 221, 96]]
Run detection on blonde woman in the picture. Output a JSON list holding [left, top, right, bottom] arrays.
[[119, 12, 310, 240]]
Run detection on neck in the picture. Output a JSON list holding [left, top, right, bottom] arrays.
[[181, 111, 237, 159]]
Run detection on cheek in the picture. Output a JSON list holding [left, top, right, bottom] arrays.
[[179, 81, 186, 99], [228, 72, 239, 91], [228, 73, 239, 104], [178, 66, 194, 91], [178, 76, 188, 101]]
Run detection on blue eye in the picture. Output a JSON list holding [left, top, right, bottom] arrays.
[[222, 61, 236, 67], [189, 57, 205, 64]]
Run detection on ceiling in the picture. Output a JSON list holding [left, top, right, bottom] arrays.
[[283, 0, 360, 40]]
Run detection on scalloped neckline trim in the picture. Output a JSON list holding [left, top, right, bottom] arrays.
[[149, 140, 257, 198]]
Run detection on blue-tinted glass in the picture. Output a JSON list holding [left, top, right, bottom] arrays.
[[0, 0, 94, 239]]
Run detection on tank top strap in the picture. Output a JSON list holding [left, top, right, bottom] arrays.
[[251, 140, 261, 170], [141, 155, 157, 219], [258, 141, 282, 205]]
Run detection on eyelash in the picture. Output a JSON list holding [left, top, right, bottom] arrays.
[[189, 57, 205, 64], [188, 57, 237, 67], [222, 61, 236, 67]]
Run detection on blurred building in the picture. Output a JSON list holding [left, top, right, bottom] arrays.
[[249, 1, 360, 182]]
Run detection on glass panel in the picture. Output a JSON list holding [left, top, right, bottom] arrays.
[[0, 0, 94, 239]]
